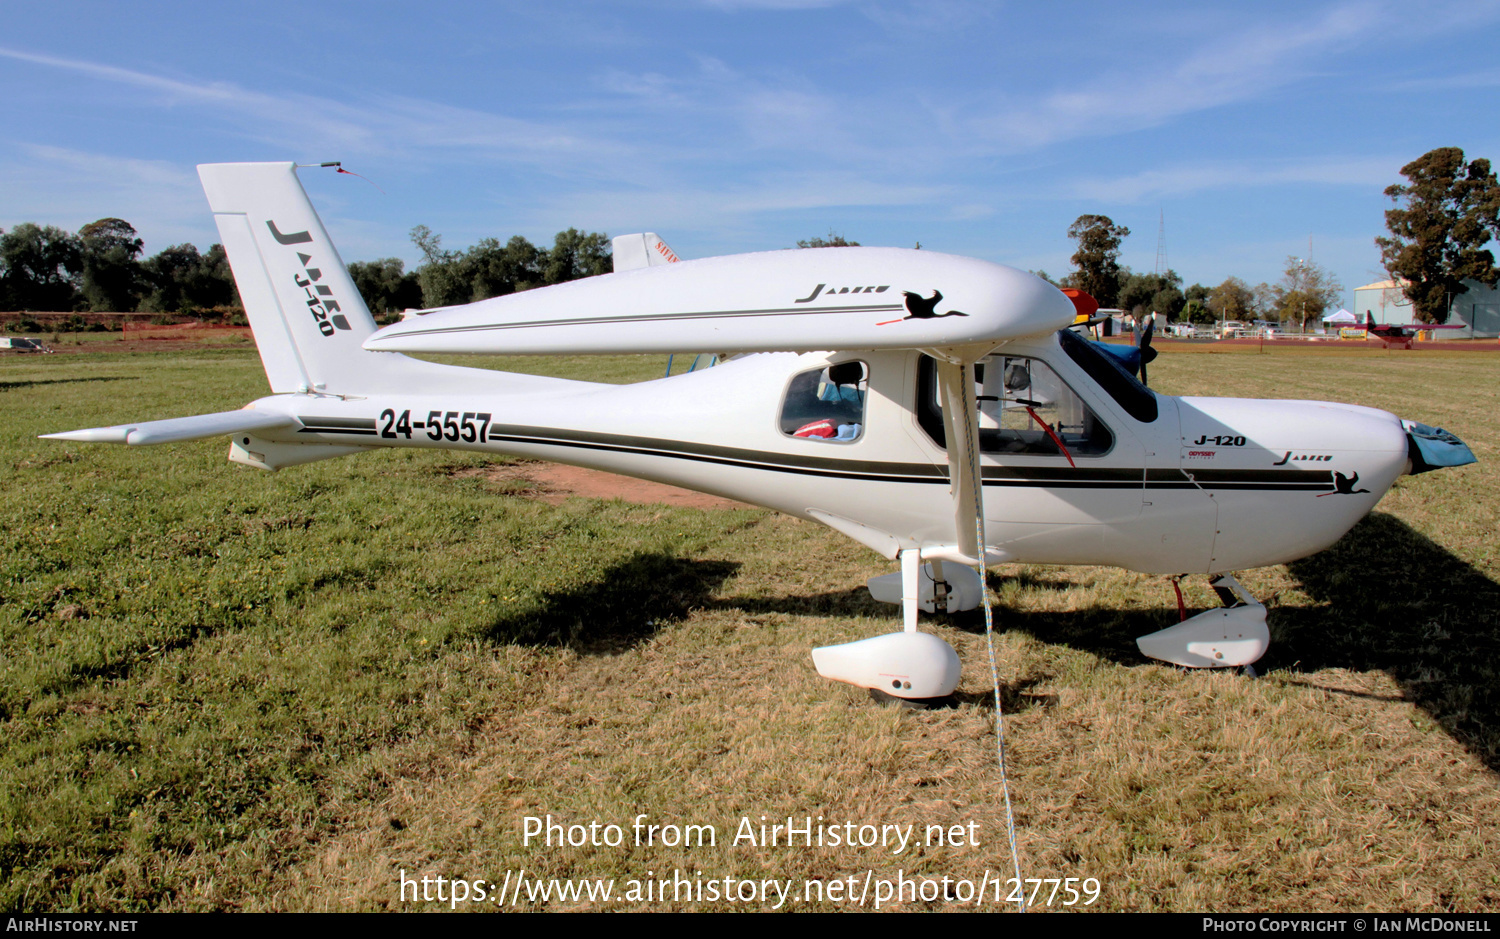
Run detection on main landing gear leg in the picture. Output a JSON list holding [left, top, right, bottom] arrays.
[[1135, 573, 1270, 669], [810, 548, 963, 699]]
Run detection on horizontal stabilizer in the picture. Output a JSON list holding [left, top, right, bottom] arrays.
[[41, 409, 297, 446], [365, 248, 1074, 356]]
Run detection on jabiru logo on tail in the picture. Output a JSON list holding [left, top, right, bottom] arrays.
[[266, 220, 351, 336]]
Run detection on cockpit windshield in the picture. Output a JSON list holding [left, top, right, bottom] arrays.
[[1056, 329, 1159, 423]]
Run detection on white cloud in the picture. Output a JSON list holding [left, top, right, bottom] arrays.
[[861, 0, 997, 35], [1068, 156, 1402, 203], [0, 46, 636, 173], [1385, 67, 1500, 91], [529, 174, 944, 235], [695, 0, 854, 10], [0, 145, 213, 250], [966, 3, 1389, 151]]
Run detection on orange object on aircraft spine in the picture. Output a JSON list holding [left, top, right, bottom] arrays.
[[1061, 287, 1099, 320]]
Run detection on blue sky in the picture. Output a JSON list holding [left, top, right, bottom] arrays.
[[3, 0, 1498, 306]]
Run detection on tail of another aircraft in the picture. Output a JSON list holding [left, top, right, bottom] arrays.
[[198, 162, 384, 394], [610, 232, 681, 271]]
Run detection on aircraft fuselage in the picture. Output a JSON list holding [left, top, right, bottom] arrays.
[[232, 331, 1410, 576]]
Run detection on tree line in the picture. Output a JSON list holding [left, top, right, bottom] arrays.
[[1046, 215, 1346, 330], [0, 219, 238, 320], [344, 226, 613, 319], [0, 218, 615, 325], [1052, 147, 1499, 327], [0, 219, 615, 322]]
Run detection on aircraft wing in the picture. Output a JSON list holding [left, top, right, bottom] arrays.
[[1362, 312, 1466, 332], [364, 248, 1074, 356], [1362, 323, 1466, 331], [41, 408, 297, 446]]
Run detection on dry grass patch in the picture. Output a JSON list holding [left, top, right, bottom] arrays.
[[4, 347, 1500, 912]]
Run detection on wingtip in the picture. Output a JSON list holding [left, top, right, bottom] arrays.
[[40, 427, 134, 444]]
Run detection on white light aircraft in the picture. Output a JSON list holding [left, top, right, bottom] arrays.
[[45, 163, 1477, 701]]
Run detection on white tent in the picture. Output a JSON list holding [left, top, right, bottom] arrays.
[[1322, 309, 1357, 324]]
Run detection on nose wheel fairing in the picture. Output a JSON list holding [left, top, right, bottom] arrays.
[[1135, 574, 1269, 668]]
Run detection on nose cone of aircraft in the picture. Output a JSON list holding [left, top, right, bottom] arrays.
[[1177, 396, 1413, 570], [1180, 397, 1409, 459]]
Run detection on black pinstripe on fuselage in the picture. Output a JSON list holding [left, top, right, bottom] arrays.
[[296, 418, 1336, 492]]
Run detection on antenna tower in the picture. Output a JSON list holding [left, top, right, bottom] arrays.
[[1154, 208, 1168, 275]]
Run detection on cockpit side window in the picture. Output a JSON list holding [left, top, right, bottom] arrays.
[[780, 360, 868, 442], [917, 354, 1114, 457], [1056, 328, 1159, 423]]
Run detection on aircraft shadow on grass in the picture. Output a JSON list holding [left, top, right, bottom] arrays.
[[1279, 512, 1500, 772], [0, 376, 134, 393], [487, 551, 1066, 713], [483, 516, 1498, 767], [482, 553, 739, 655], [943, 512, 1499, 771]]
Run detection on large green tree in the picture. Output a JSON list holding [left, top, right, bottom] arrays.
[[77, 218, 145, 312], [1066, 215, 1130, 308], [1118, 269, 1184, 320], [1273, 257, 1342, 330], [140, 243, 241, 315], [1207, 276, 1255, 322], [410, 225, 461, 308], [1376, 147, 1500, 323], [0, 223, 81, 311], [469, 236, 543, 298], [1181, 283, 1212, 325], [191, 244, 240, 311], [541, 228, 611, 284], [347, 258, 423, 318], [140, 243, 203, 313]]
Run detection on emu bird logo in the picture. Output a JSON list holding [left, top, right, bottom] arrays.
[[876, 289, 969, 326], [1316, 471, 1371, 497]]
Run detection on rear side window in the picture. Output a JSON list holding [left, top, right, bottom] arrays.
[[780, 360, 867, 441]]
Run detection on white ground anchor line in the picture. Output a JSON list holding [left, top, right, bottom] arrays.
[[957, 361, 1026, 912]]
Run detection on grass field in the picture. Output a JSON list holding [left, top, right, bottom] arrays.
[[1, 344, 1497, 912]]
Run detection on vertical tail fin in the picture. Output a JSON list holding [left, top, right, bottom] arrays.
[[198, 162, 379, 394]]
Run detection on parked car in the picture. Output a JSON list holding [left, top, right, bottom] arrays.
[[0, 337, 52, 353]]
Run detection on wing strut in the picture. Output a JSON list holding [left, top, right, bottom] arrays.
[[929, 347, 1007, 566], [934, 359, 982, 562]]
